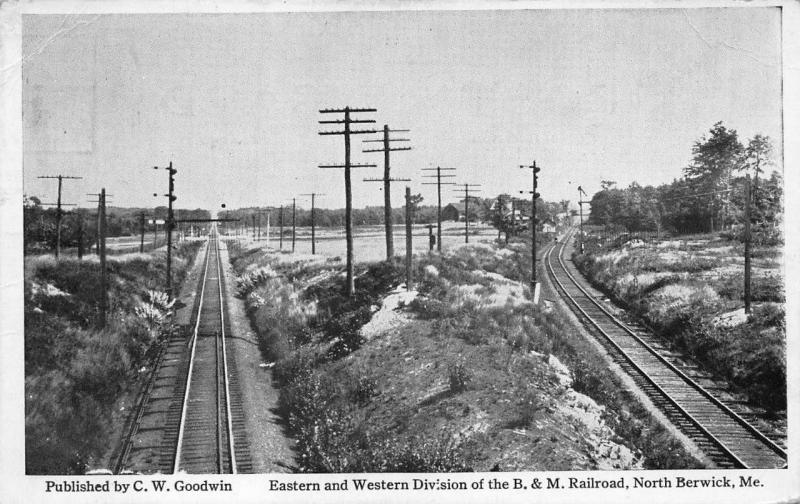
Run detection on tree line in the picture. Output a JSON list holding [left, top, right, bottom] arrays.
[[227, 195, 568, 232], [587, 122, 782, 244], [23, 198, 211, 253]]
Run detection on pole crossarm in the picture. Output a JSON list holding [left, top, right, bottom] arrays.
[[363, 138, 411, 143], [38, 175, 82, 179], [319, 129, 380, 136], [319, 107, 377, 113], [363, 147, 412, 153], [319, 119, 376, 124], [363, 178, 411, 182], [319, 163, 376, 169]]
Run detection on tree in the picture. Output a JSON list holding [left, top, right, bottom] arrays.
[[741, 134, 774, 178], [683, 122, 743, 231]]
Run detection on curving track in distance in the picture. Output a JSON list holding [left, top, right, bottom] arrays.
[[544, 227, 787, 469]]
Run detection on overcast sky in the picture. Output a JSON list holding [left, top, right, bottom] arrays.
[[21, 8, 782, 213]]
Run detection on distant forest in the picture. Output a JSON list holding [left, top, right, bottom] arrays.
[[587, 122, 782, 244]]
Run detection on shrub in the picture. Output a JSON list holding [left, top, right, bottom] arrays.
[[448, 361, 471, 393], [349, 373, 378, 405], [504, 391, 542, 429]]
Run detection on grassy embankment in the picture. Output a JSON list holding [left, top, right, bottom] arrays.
[[24, 242, 202, 474], [230, 237, 704, 472], [573, 233, 785, 413]]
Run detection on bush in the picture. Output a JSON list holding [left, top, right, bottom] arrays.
[[448, 361, 471, 393], [348, 373, 378, 405], [504, 391, 542, 429]]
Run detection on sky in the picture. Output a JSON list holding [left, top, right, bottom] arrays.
[[21, 7, 783, 215]]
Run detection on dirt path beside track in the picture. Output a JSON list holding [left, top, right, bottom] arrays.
[[218, 239, 296, 473]]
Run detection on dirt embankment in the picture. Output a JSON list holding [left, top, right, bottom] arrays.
[[228, 240, 703, 472]]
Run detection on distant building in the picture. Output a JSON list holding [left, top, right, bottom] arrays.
[[443, 202, 481, 222], [442, 203, 463, 221]]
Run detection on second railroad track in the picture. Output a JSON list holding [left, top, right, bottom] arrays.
[[544, 227, 786, 469]]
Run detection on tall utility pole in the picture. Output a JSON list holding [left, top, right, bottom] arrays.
[[405, 187, 413, 290], [521, 161, 541, 288], [452, 183, 481, 243], [744, 174, 752, 314], [300, 193, 325, 255], [77, 212, 85, 259], [578, 185, 588, 254], [291, 198, 297, 252], [319, 106, 378, 296], [37, 174, 82, 258], [279, 205, 284, 250], [88, 189, 109, 326], [154, 162, 177, 297], [421, 166, 457, 252], [362, 125, 412, 260], [139, 211, 146, 253]]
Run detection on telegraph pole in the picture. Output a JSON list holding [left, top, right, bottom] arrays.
[[279, 205, 284, 250], [578, 185, 588, 254], [422, 166, 456, 252], [453, 183, 481, 243], [139, 211, 146, 253], [405, 187, 413, 290], [291, 198, 297, 252], [521, 161, 541, 288], [154, 162, 177, 298], [77, 212, 85, 259], [88, 189, 109, 326], [363, 125, 412, 260], [37, 174, 82, 258], [300, 193, 325, 255], [319, 106, 378, 296]]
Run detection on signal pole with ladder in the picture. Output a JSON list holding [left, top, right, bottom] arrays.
[[37, 174, 82, 258], [521, 161, 542, 302], [319, 106, 378, 296], [421, 166, 456, 252], [154, 162, 177, 298], [363, 125, 412, 260]]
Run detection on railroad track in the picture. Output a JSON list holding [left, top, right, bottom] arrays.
[[544, 228, 787, 469], [115, 226, 251, 474]]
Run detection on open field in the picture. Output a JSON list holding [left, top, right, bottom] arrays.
[[224, 222, 499, 263]]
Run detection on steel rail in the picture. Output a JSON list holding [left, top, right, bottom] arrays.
[[172, 238, 212, 473], [214, 226, 237, 473], [545, 227, 787, 468]]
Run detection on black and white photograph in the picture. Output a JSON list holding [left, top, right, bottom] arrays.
[[1, 1, 798, 502]]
